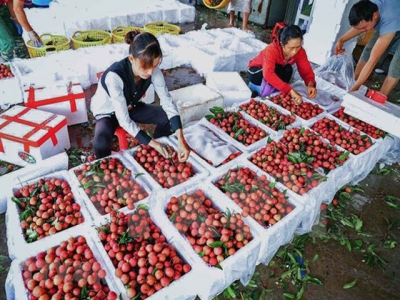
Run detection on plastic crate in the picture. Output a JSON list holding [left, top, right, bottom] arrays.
[[71, 30, 112, 49], [144, 21, 181, 35], [111, 26, 146, 43], [203, 0, 231, 9], [26, 34, 70, 58]]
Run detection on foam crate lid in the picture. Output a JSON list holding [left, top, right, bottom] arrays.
[[5, 170, 92, 260], [90, 206, 200, 300], [122, 136, 210, 193], [0, 73, 23, 107], [68, 153, 154, 221], [5, 225, 120, 300], [206, 158, 306, 264], [151, 181, 262, 296], [170, 83, 223, 108], [343, 91, 400, 138]]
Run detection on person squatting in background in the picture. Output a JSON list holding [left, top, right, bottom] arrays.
[[91, 30, 191, 161], [335, 0, 400, 96], [227, 0, 253, 32], [0, 0, 42, 61], [247, 24, 317, 105]]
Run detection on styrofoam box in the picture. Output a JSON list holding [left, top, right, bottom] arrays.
[[169, 83, 224, 127], [170, 122, 244, 173], [141, 83, 155, 104], [0, 71, 23, 107], [5, 226, 120, 300], [24, 83, 88, 126], [243, 141, 328, 233], [122, 136, 210, 193], [150, 182, 262, 298], [0, 105, 70, 167], [343, 90, 400, 138], [291, 77, 345, 113], [198, 108, 278, 154], [265, 93, 327, 127], [0, 152, 68, 214], [307, 114, 383, 186], [89, 205, 199, 300], [233, 98, 303, 135], [5, 170, 92, 260], [205, 72, 251, 109], [206, 158, 306, 265], [68, 153, 154, 220], [190, 46, 236, 77]]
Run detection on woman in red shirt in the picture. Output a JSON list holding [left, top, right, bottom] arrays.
[[248, 24, 317, 105]]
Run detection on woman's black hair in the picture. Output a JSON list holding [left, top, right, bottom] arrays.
[[124, 30, 162, 69], [348, 0, 378, 26], [277, 24, 303, 46]]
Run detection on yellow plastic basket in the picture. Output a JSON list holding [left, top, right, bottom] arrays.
[[111, 26, 146, 43], [203, 0, 231, 9], [26, 34, 70, 58], [71, 30, 112, 49], [144, 21, 181, 35]]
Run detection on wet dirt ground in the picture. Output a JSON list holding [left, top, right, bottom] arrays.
[[0, 5, 399, 300]]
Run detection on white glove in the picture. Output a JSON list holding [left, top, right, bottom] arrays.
[[27, 31, 43, 47]]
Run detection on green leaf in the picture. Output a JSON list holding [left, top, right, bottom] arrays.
[[299, 128, 305, 135], [214, 264, 223, 270], [283, 293, 295, 299], [136, 204, 148, 211], [80, 286, 88, 299], [339, 151, 350, 161], [11, 197, 23, 207], [82, 180, 96, 189], [287, 252, 297, 264], [308, 276, 323, 285], [169, 212, 176, 222], [343, 279, 357, 289], [134, 172, 145, 179], [151, 266, 159, 276], [225, 285, 236, 298], [268, 182, 277, 189], [355, 218, 363, 231], [209, 241, 224, 248], [205, 114, 214, 121], [234, 128, 245, 139], [312, 254, 319, 262], [267, 136, 273, 143]]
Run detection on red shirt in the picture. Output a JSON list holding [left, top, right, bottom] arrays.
[[0, 0, 9, 4], [248, 39, 316, 94]]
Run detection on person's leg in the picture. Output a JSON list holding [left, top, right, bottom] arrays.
[[13, 36, 30, 59], [129, 103, 172, 138], [356, 30, 379, 79], [93, 116, 119, 158], [247, 67, 263, 85], [242, 0, 252, 31], [0, 6, 18, 61], [275, 64, 293, 83], [227, 0, 236, 27], [381, 35, 400, 96]]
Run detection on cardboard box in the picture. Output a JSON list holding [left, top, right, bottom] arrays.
[[169, 83, 224, 126], [206, 72, 251, 108], [343, 91, 400, 138], [0, 105, 70, 166], [24, 82, 88, 125]]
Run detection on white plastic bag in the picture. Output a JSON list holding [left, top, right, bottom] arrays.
[[315, 53, 355, 90]]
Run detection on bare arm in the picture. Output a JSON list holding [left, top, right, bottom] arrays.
[[11, 0, 33, 32], [334, 27, 363, 55], [349, 32, 395, 91]]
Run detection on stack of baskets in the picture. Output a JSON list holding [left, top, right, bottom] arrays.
[[144, 21, 181, 35], [71, 30, 112, 49], [203, 0, 231, 9], [111, 26, 147, 43], [26, 34, 70, 58]]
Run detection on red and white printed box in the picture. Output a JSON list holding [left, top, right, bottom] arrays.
[[24, 82, 88, 126], [0, 105, 70, 166]]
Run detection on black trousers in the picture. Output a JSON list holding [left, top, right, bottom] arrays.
[[248, 64, 293, 85], [93, 102, 172, 158]]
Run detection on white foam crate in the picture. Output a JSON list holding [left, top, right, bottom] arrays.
[[68, 153, 153, 220], [265, 93, 327, 127], [205, 72, 251, 109], [343, 90, 400, 138], [0, 152, 68, 214], [169, 83, 224, 127], [307, 114, 383, 184], [206, 159, 306, 265], [5, 225, 120, 300], [151, 181, 262, 298], [122, 136, 210, 193], [170, 122, 244, 173], [90, 205, 200, 300], [198, 108, 278, 154], [0, 63, 23, 107], [5, 170, 91, 260], [291, 77, 345, 113], [233, 98, 303, 135], [0, 105, 70, 167]]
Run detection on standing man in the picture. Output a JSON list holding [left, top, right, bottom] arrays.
[[0, 0, 42, 61], [334, 0, 400, 96]]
